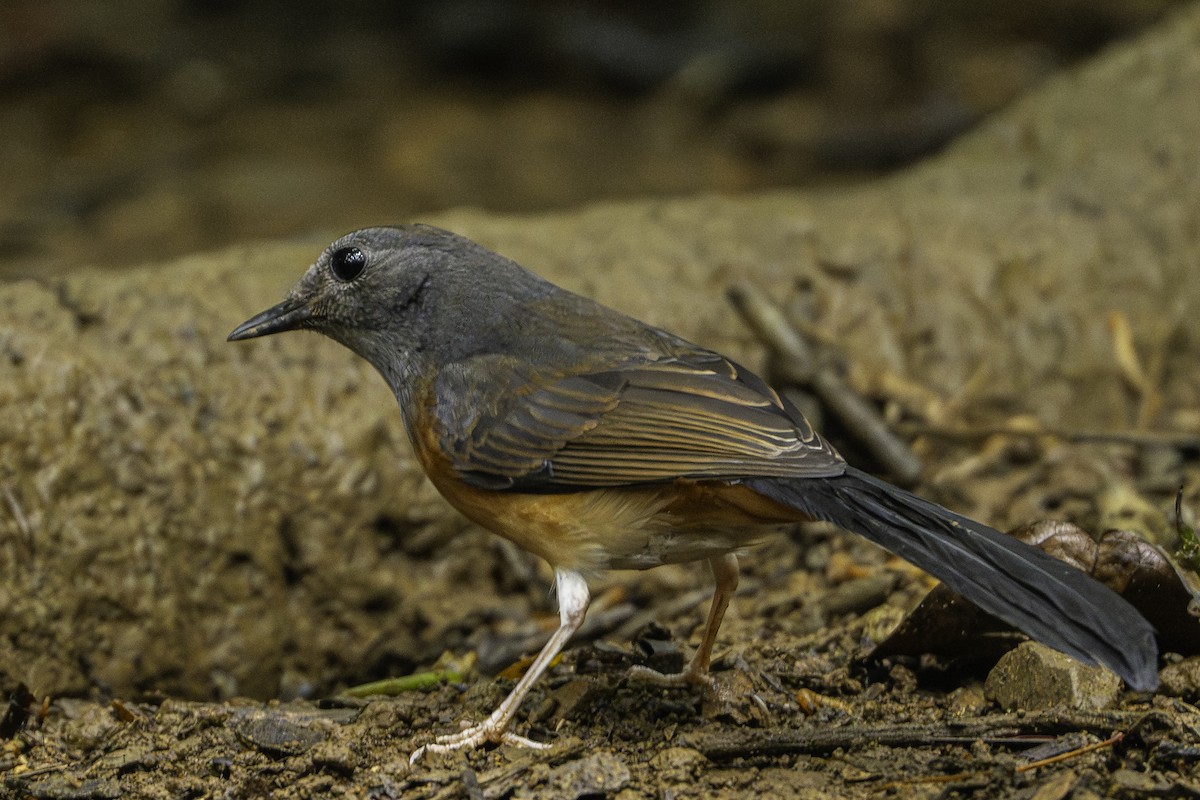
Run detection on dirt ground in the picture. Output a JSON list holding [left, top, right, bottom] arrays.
[[5, 577, 1200, 800], [5, 4, 1200, 800], [4, 502, 1200, 798]]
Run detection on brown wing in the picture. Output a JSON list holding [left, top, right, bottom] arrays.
[[434, 349, 844, 491]]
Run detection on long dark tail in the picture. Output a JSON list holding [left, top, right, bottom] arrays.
[[747, 466, 1159, 690]]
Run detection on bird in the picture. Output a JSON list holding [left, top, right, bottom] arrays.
[[228, 224, 1159, 760]]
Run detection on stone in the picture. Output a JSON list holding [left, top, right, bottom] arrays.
[[1158, 656, 1200, 699], [984, 642, 1122, 711], [545, 752, 631, 799]]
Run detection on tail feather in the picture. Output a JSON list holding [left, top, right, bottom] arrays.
[[747, 466, 1159, 690]]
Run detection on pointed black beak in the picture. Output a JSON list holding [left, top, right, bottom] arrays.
[[227, 297, 314, 341]]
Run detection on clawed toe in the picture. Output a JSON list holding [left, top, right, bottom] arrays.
[[627, 663, 714, 689], [409, 721, 551, 764]]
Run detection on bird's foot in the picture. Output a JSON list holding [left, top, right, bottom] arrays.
[[409, 716, 550, 764], [627, 663, 715, 690]]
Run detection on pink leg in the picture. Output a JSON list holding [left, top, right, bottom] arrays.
[[410, 568, 590, 763], [630, 553, 739, 686]]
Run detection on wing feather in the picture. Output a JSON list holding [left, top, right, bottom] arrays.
[[436, 348, 843, 491]]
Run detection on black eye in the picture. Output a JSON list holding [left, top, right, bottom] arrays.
[[331, 246, 366, 281]]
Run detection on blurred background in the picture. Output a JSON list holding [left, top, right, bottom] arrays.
[[0, 0, 1184, 280]]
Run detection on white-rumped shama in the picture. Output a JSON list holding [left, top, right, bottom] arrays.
[[229, 224, 1158, 761]]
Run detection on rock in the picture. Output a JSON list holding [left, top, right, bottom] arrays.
[[1158, 656, 1200, 699], [648, 747, 709, 792], [1027, 768, 1076, 800], [544, 677, 598, 723], [10, 776, 122, 800], [309, 739, 358, 777], [232, 710, 328, 757], [545, 752, 631, 799], [984, 642, 1122, 711], [946, 683, 988, 714], [1110, 768, 1168, 796], [61, 705, 120, 751], [818, 572, 897, 618]]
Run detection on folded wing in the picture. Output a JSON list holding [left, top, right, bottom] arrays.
[[435, 350, 845, 491]]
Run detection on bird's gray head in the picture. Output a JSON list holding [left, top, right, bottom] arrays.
[[228, 224, 552, 388]]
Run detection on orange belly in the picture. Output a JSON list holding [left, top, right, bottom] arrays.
[[409, 410, 806, 572]]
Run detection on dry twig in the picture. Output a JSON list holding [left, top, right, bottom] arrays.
[[727, 283, 922, 485]]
